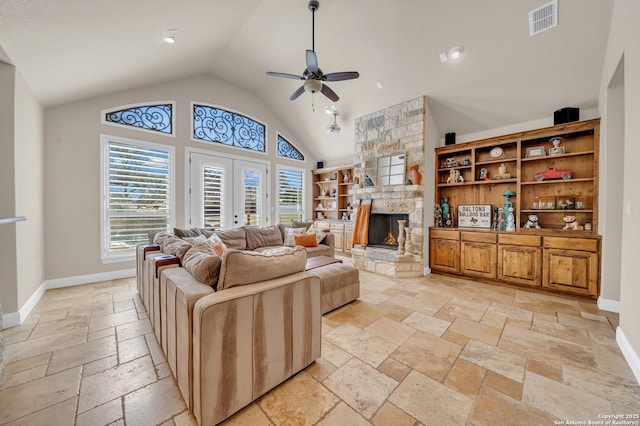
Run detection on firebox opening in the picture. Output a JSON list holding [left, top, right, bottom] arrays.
[[367, 213, 409, 249]]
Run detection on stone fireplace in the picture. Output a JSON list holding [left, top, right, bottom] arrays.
[[368, 213, 409, 249], [350, 97, 426, 277]]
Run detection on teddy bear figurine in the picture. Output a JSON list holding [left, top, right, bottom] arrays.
[[563, 215, 584, 231], [523, 214, 541, 229]]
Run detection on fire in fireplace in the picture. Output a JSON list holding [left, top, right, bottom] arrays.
[[368, 213, 409, 249]]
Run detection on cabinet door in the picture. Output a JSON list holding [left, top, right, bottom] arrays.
[[498, 245, 542, 287], [333, 230, 344, 252], [344, 230, 353, 254], [430, 239, 460, 273], [543, 249, 598, 296], [461, 242, 497, 279]]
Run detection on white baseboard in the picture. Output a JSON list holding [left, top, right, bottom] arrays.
[[44, 268, 135, 290], [616, 327, 640, 385], [423, 267, 432, 275], [1, 268, 136, 330], [597, 297, 621, 313]]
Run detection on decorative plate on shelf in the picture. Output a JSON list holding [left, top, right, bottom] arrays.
[[490, 146, 504, 158]]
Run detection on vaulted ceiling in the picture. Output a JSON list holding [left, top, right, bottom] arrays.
[[0, 0, 612, 162]]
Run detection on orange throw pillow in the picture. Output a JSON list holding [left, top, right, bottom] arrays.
[[294, 233, 318, 247]]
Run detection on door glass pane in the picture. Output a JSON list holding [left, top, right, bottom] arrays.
[[203, 166, 224, 228], [242, 169, 261, 226]]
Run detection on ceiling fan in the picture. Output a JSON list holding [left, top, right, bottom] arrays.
[[266, 0, 359, 102]]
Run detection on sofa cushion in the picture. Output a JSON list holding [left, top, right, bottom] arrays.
[[160, 235, 193, 260], [215, 228, 247, 250], [153, 230, 174, 245], [174, 227, 202, 238], [182, 242, 222, 290], [244, 225, 283, 250], [184, 234, 208, 245], [217, 247, 307, 290], [294, 233, 318, 248]]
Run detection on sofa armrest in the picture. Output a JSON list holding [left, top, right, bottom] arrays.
[[161, 267, 214, 409], [322, 232, 336, 257], [191, 272, 321, 426]]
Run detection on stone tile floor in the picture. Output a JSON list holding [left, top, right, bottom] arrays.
[[1, 264, 639, 425]]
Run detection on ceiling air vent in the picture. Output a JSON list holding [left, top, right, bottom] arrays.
[[529, 0, 558, 36]]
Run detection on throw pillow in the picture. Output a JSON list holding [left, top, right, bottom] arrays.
[[294, 233, 318, 247], [244, 225, 284, 250], [292, 220, 314, 230], [217, 246, 306, 290], [173, 227, 202, 238], [307, 227, 327, 243], [283, 227, 308, 246], [182, 242, 222, 290], [207, 234, 227, 257]]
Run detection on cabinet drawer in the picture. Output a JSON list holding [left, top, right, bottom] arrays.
[[461, 232, 496, 244], [430, 229, 460, 241], [344, 223, 354, 232], [544, 237, 598, 252], [330, 223, 345, 231], [498, 234, 541, 247]]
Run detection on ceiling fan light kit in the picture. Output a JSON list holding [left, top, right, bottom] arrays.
[[266, 0, 359, 103]]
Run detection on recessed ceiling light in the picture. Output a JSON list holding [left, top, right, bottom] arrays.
[[448, 46, 463, 60], [163, 29, 177, 44], [376, 81, 383, 90]]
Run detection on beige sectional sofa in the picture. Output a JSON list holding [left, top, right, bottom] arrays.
[[136, 224, 358, 425]]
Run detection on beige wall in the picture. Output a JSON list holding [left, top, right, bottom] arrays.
[[0, 62, 18, 312], [14, 72, 45, 308], [599, 0, 640, 376], [44, 74, 316, 280]]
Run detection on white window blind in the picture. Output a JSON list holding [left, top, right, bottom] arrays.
[[101, 136, 174, 262], [277, 167, 304, 224], [203, 166, 225, 229]]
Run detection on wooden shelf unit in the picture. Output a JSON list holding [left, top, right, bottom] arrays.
[[430, 119, 602, 298], [312, 164, 355, 221]]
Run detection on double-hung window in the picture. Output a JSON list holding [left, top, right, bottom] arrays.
[[100, 135, 175, 262], [276, 165, 305, 224]]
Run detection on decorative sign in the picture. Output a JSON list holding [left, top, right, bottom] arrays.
[[457, 204, 492, 228]]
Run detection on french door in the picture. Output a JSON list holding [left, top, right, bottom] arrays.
[[189, 152, 267, 229]]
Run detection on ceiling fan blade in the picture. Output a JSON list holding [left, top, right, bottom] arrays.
[[289, 86, 306, 100], [320, 84, 339, 102], [266, 71, 303, 80], [324, 71, 360, 82], [306, 50, 319, 73]]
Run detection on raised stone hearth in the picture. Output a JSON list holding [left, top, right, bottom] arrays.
[[351, 97, 426, 277]]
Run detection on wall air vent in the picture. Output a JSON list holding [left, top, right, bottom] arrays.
[[529, 0, 558, 36]]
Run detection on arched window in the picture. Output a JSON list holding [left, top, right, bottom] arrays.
[[192, 104, 266, 153], [277, 134, 305, 161], [102, 102, 174, 135]]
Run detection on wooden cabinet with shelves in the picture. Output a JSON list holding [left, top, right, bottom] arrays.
[[429, 119, 602, 298], [312, 165, 355, 221], [434, 119, 600, 231]]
